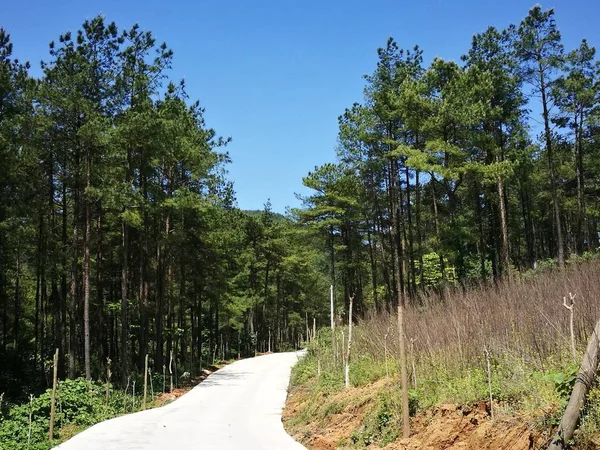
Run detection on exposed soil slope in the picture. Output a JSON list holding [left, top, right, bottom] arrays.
[[283, 380, 567, 450]]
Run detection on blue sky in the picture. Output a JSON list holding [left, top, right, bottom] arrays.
[[3, 0, 599, 212]]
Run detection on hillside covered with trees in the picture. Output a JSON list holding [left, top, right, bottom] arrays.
[[0, 17, 329, 402]]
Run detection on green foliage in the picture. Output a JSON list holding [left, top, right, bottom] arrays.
[[542, 364, 578, 400], [0, 377, 170, 449], [418, 252, 457, 288], [575, 385, 600, 449], [350, 393, 401, 448]]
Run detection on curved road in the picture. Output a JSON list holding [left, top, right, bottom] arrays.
[[55, 351, 306, 450]]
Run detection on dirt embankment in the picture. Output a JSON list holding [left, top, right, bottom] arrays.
[[283, 381, 565, 450]]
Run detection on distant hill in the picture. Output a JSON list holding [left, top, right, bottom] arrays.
[[243, 209, 288, 222]]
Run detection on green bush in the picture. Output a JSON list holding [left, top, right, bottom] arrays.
[[0, 377, 163, 449]]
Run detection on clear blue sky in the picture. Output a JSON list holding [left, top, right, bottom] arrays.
[[3, 0, 598, 212]]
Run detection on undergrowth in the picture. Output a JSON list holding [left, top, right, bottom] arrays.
[[287, 259, 600, 448], [1, 376, 178, 450]]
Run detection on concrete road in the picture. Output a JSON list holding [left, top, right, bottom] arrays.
[[54, 351, 306, 450]]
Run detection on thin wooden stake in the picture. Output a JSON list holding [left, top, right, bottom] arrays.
[[563, 293, 577, 362], [484, 346, 494, 420], [28, 394, 34, 447], [398, 303, 410, 438], [132, 380, 136, 410], [123, 375, 130, 412], [384, 327, 390, 378], [330, 285, 334, 331], [345, 294, 354, 389], [143, 354, 148, 410], [49, 348, 58, 441], [105, 357, 112, 405], [410, 337, 418, 387], [169, 350, 174, 392]]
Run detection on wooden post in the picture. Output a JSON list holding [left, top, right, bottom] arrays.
[[345, 294, 354, 388], [398, 303, 410, 438], [548, 318, 600, 450], [49, 348, 58, 440], [142, 354, 148, 410]]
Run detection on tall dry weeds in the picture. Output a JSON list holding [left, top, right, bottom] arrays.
[[353, 260, 600, 379]]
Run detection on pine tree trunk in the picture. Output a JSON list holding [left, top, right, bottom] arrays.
[[497, 174, 510, 278], [575, 110, 587, 253], [83, 154, 92, 380], [540, 69, 565, 267], [121, 221, 129, 385]]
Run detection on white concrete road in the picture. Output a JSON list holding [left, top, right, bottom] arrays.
[[54, 351, 306, 450]]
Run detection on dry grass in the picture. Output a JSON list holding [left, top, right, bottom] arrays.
[[356, 260, 600, 379]]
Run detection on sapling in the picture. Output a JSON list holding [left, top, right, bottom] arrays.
[[123, 376, 130, 412], [106, 357, 112, 405], [169, 350, 174, 392], [28, 394, 34, 447], [384, 326, 390, 378], [162, 365, 166, 393], [49, 348, 59, 440], [132, 380, 136, 410], [149, 367, 154, 399], [345, 294, 354, 389], [410, 337, 418, 387], [484, 345, 494, 420], [340, 330, 345, 370], [563, 293, 577, 362], [143, 354, 148, 410]]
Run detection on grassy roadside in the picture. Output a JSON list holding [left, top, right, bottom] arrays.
[[0, 361, 230, 450], [284, 260, 600, 449]]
